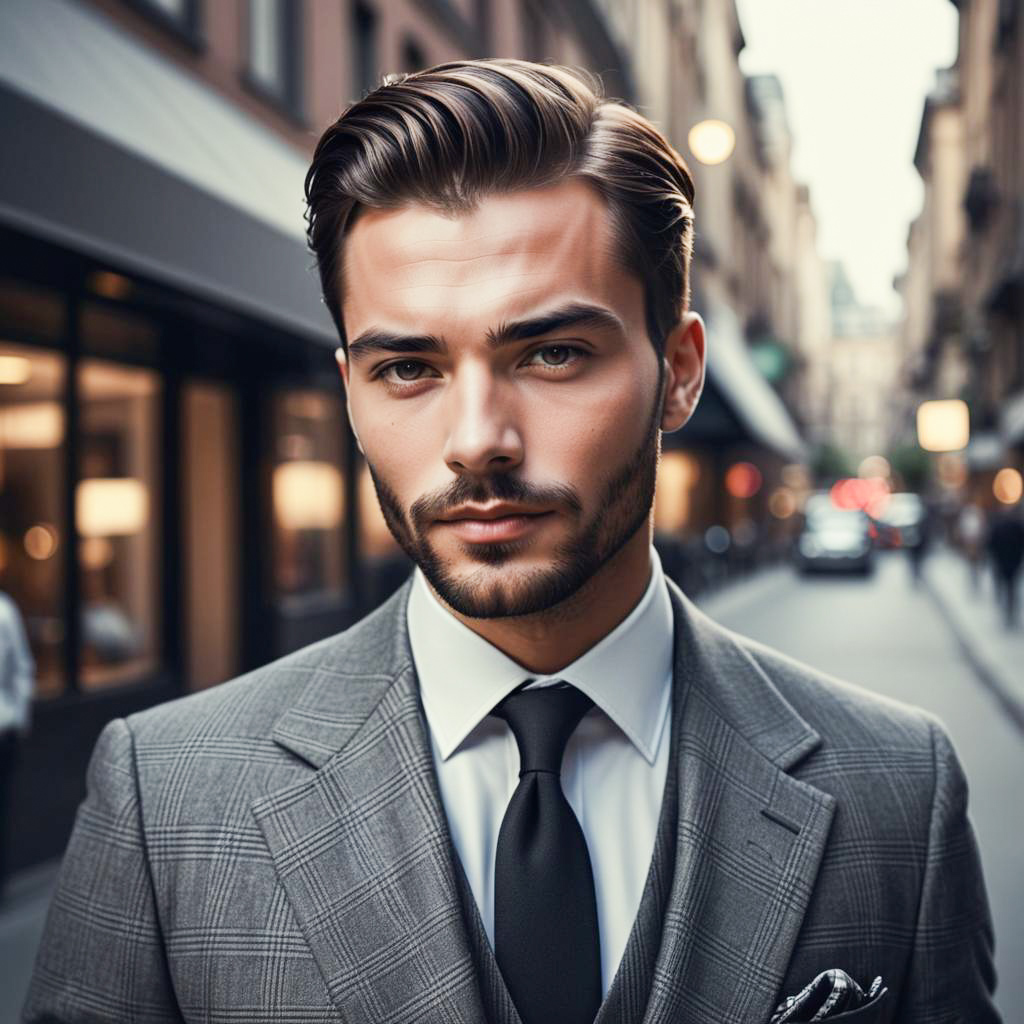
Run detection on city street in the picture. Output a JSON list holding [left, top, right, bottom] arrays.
[[699, 550, 1024, 1022]]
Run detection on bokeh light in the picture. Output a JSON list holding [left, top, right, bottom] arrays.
[[688, 119, 736, 165], [993, 467, 1023, 505], [917, 399, 969, 452], [24, 523, 59, 560], [725, 461, 763, 499]]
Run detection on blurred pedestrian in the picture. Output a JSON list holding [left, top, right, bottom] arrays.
[[905, 503, 933, 585], [986, 506, 1024, 627], [956, 502, 987, 592], [0, 588, 35, 903]]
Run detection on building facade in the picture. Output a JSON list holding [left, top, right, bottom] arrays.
[[897, 0, 1023, 504]]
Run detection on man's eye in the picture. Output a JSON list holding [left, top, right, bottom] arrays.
[[529, 345, 582, 368], [382, 360, 430, 382]]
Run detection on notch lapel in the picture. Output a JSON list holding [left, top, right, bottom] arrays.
[[644, 582, 837, 1024], [251, 583, 486, 1024]]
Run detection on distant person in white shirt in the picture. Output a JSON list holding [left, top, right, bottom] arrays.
[[0, 588, 34, 901]]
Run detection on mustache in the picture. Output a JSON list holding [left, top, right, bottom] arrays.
[[409, 474, 583, 526]]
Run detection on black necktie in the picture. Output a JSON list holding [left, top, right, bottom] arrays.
[[491, 682, 602, 1024]]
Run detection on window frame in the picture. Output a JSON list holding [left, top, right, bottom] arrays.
[[123, 0, 205, 54], [240, 0, 306, 126]]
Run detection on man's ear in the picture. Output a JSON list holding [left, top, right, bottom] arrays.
[[660, 312, 706, 433], [335, 347, 365, 455]]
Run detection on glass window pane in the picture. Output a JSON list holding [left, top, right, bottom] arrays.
[[0, 277, 66, 342], [146, 0, 187, 20], [271, 389, 346, 598], [80, 301, 161, 363], [249, 0, 283, 93], [0, 343, 67, 699], [78, 360, 162, 690]]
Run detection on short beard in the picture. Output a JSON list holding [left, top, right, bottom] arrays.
[[367, 377, 664, 619]]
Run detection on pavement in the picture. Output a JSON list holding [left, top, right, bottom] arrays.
[[0, 859, 59, 1023], [697, 545, 1024, 728], [919, 544, 1024, 729]]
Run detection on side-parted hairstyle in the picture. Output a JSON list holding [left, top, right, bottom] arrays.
[[304, 58, 695, 354]]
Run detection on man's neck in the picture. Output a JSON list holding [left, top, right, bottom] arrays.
[[428, 529, 654, 675]]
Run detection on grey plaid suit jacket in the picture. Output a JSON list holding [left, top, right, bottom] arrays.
[[23, 577, 999, 1023]]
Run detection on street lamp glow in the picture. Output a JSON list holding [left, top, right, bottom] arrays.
[[916, 399, 969, 452], [688, 119, 736, 166]]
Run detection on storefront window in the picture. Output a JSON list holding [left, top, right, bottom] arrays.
[[77, 360, 162, 689], [271, 389, 346, 598], [0, 342, 67, 699]]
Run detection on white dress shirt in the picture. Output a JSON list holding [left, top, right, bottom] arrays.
[[407, 547, 674, 995]]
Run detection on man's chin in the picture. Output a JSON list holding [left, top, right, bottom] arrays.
[[420, 556, 590, 620]]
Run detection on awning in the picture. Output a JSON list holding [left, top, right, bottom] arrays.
[[695, 300, 808, 462], [0, 0, 335, 345]]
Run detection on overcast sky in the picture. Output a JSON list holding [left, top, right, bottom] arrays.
[[733, 0, 958, 317]]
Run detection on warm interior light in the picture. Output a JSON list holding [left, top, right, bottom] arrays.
[[76, 478, 150, 537], [24, 523, 59, 560], [654, 451, 700, 531], [993, 467, 1023, 505], [88, 270, 133, 300], [917, 399, 969, 452], [0, 355, 32, 385], [0, 401, 65, 448], [273, 461, 344, 530], [688, 119, 736, 165]]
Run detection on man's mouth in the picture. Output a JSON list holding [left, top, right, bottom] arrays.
[[435, 505, 554, 542]]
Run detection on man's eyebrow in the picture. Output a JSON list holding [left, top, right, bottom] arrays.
[[346, 302, 625, 362], [485, 302, 626, 346], [347, 331, 446, 362]]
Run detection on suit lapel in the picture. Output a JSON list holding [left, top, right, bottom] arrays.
[[643, 582, 836, 1024], [251, 582, 486, 1024]]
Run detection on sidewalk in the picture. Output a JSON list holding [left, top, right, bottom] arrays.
[[0, 859, 59, 1023], [922, 545, 1024, 730]]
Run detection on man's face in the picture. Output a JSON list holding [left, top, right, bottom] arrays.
[[341, 180, 667, 619]]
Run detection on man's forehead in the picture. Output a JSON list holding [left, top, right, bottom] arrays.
[[341, 180, 632, 328]]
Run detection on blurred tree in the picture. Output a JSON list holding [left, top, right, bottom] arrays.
[[888, 443, 930, 492], [811, 442, 855, 482]]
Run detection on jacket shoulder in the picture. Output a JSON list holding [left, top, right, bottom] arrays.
[[734, 630, 943, 756]]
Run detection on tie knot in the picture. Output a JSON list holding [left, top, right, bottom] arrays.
[[492, 683, 594, 775]]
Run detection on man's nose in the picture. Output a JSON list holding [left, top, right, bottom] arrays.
[[441, 369, 524, 476]]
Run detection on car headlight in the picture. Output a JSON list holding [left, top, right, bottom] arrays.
[[799, 536, 820, 557]]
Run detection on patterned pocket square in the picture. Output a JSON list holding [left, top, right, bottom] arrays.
[[771, 970, 886, 1022]]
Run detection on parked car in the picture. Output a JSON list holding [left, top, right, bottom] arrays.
[[870, 492, 926, 549], [794, 506, 874, 575]]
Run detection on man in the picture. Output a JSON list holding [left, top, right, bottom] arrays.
[[24, 59, 998, 1023], [0, 588, 34, 901], [987, 504, 1024, 626]]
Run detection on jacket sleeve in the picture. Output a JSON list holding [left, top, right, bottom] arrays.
[[21, 718, 183, 1023], [894, 720, 1001, 1022]]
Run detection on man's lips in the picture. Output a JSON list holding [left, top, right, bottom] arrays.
[[434, 506, 554, 542], [436, 504, 550, 523]]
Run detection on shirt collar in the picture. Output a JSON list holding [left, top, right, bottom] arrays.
[[407, 546, 674, 764]]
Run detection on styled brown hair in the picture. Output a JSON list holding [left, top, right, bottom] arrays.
[[304, 58, 695, 354]]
